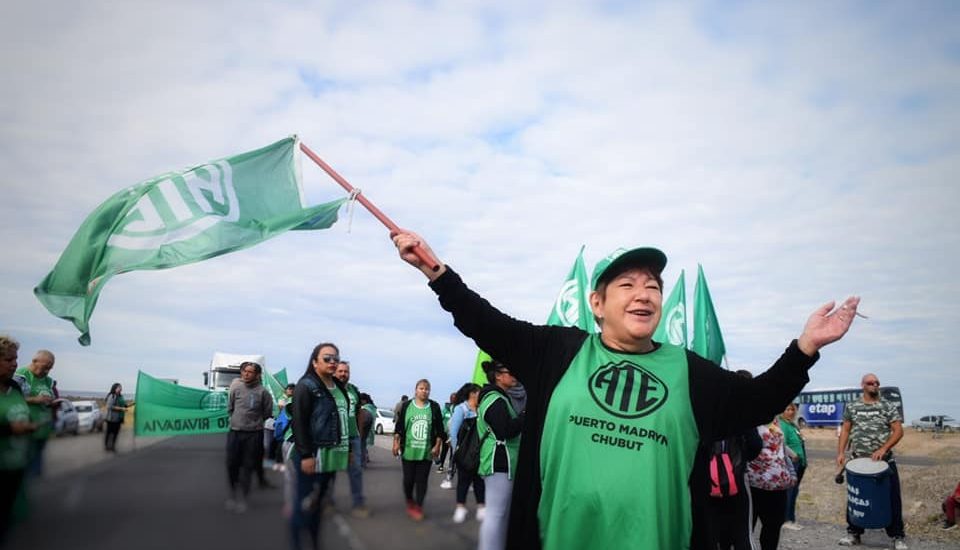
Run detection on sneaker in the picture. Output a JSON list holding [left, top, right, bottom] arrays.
[[942, 521, 958, 531], [406, 501, 423, 521], [476, 505, 486, 522], [838, 534, 861, 546], [782, 521, 803, 531], [892, 538, 908, 550], [440, 479, 453, 489], [351, 506, 370, 519], [453, 506, 468, 524], [437, 465, 444, 473]]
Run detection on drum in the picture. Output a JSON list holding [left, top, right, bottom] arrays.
[[844, 457, 892, 529]]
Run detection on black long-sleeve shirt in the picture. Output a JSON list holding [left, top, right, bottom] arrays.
[[480, 385, 524, 473], [428, 267, 818, 550]]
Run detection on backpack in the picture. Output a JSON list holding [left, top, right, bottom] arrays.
[[453, 416, 484, 473], [708, 438, 742, 498]]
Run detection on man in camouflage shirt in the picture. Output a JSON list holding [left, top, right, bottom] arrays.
[[837, 373, 907, 549]]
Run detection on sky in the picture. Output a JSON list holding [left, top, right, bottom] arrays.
[[2, 1, 958, 423]]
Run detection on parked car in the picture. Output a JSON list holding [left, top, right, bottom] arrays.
[[911, 415, 960, 432], [73, 400, 104, 432], [53, 398, 80, 436], [374, 407, 395, 434]]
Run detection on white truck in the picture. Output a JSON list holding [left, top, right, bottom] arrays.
[[203, 352, 266, 391]]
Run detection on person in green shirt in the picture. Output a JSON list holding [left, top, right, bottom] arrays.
[[333, 360, 368, 517], [393, 378, 445, 521], [13, 349, 55, 477], [1, 335, 36, 544], [290, 342, 350, 550], [780, 402, 806, 531], [392, 229, 861, 550], [477, 360, 523, 550]]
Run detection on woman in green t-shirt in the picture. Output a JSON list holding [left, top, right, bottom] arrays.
[[0, 335, 35, 544], [393, 379, 445, 521]]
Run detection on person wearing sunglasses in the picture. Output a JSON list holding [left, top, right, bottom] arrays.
[[289, 343, 350, 550], [837, 374, 907, 548], [391, 229, 860, 550]]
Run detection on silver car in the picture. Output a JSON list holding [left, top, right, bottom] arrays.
[[911, 415, 960, 432], [53, 398, 80, 436], [73, 400, 104, 432]]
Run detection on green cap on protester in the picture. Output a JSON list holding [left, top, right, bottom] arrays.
[[591, 247, 668, 290]]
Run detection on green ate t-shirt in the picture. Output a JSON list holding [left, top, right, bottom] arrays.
[[402, 401, 433, 461], [346, 383, 360, 438], [14, 368, 54, 440], [316, 384, 350, 473], [538, 336, 699, 550], [0, 386, 31, 470]]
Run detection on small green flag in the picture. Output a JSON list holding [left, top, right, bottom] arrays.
[[273, 369, 289, 388], [691, 264, 726, 365], [653, 270, 687, 347], [34, 137, 347, 345], [134, 371, 230, 437], [545, 245, 595, 332]]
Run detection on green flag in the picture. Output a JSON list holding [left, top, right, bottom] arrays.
[[691, 264, 726, 365], [273, 369, 289, 388], [34, 137, 347, 345], [134, 371, 230, 436], [653, 270, 687, 347], [472, 349, 491, 385], [261, 368, 286, 416], [545, 245, 595, 332]]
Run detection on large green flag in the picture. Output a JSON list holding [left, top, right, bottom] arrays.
[[35, 137, 347, 345], [653, 270, 687, 347], [545, 246, 595, 332], [273, 369, 289, 388], [691, 264, 726, 365], [471, 247, 595, 384], [134, 371, 230, 437]]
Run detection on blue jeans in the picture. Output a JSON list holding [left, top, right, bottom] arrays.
[[347, 435, 364, 507], [289, 447, 334, 550], [27, 439, 47, 477], [846, 460, 905, 539], [785, 463, 806, 522]]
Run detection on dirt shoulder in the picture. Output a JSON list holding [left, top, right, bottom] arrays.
[[795, 429, 960, 545]]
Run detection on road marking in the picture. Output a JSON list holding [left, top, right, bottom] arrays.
[[332, 513, 367, 550]]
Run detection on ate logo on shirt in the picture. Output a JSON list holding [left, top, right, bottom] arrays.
[[588, 361, 668, 419]]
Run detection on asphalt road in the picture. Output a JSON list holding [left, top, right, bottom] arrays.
[[8, 433, 481, 550]]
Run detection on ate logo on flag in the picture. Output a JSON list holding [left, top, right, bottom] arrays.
[[108, 161, 238, 250], [553, 279, 582, 326], [663, 305, 686, 346]]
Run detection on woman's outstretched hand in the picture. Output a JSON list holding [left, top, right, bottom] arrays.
[[797, 296, 861, 356], [391, 229, 446, 281]]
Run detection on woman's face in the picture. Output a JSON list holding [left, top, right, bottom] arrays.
[[783, 403, 797, 421], [0, 348, 17, 382], [590, 268, 662, 352], [415, 382, 430, 402], [467, 390, 480, 410], [312, 346, 340, 376]]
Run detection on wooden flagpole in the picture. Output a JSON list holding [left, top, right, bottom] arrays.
[[299, 142, 440, 272]]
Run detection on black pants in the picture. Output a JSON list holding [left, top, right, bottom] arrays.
[[0, 469, 25, 544], [751, 487, 787, 550], [104, 421, 122, 451], [227, 429, 262, 498], [438, 440, 450, 466], [704, 488, 753, 549], [401, 459, 431, 506], [456, 467, 486, 505]]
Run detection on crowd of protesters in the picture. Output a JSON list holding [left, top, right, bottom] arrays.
[[4, 227, 959, 550]]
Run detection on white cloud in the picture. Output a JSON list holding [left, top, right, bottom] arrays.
[[1, 1, 958, 423]]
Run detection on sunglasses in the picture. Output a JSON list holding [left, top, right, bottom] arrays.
[[863, 381, 880, 386], [320, 355, 340, 364], [497, 369, 512, 375]]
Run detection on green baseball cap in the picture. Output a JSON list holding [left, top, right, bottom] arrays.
[[591, 247, 668, 290]]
